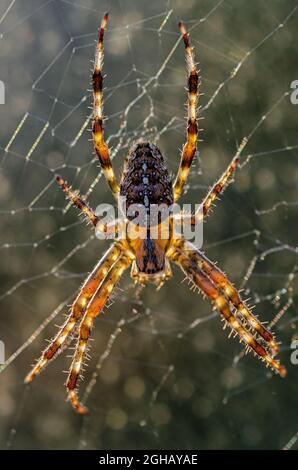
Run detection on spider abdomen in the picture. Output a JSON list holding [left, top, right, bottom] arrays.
[[120, 142, 173, 215]]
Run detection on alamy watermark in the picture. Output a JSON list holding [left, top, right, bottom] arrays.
[[0, 340, 5, 364], [0, 80, 4, 104], [94, 197, 204, 249], [290, 339, 298, 365], [290, 80, 298, 104]]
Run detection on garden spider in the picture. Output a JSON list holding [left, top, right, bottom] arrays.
[[25, 13, 286, 414]]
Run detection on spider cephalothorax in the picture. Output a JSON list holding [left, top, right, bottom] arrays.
[[24, 13, 286, 415]]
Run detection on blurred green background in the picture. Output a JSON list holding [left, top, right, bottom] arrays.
[[0, 0, 297, 450]]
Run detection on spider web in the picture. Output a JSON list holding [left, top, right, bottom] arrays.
[[0, 0, 297, 450]]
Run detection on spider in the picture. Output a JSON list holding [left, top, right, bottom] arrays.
[[25, 13, 286, 414]]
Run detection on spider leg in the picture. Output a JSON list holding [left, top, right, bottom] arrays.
[[180, 137, 248, 228], [24, 243, 124, 384], [66, 253, 132, 414], [56, 175, 124, 237], [178, 239, 279, 354], [92, 13, 119, 198], [168, 245, 286, 377], [200, 137, 248, 217], [173, 21, 199, 202], [56, 175, 98, 226]]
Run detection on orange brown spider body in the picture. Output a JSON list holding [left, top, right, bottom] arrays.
[[24, 13, 286, 415], [120, 141, 173, 281]]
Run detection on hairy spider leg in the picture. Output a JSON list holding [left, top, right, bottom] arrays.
[[56, 175, 98, 226], [24, 243, 124, 384], [173, 21, 200, 202], [56, 175, 122, 237], [92, 13, 120, 197], [180, 137, 248, 228], [176, 239, 279, 354], [168, 246, 286, 377], [200, 137, 248, 216], [67, 253, 132, 414]]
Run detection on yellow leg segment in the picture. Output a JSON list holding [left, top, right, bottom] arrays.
[[24, 243, 124, 384], [66, 253, 131, 414], [173, 21, 199, 202], [92, 13, 119, 197]]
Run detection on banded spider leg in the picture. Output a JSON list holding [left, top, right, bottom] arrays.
[[168, 241, 286, 377]]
